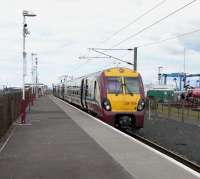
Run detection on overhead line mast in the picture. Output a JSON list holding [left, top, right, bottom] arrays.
[[88, 48, 138, 70], [77, 0, 167, 73]]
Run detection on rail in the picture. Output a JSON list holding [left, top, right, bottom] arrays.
[[55, 95, 200, 173], [127, 130, 200, 173]]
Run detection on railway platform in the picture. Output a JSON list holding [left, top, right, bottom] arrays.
[[0, 95, 199, 179]]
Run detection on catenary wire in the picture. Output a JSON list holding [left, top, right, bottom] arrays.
[[79, 0, 167, 70], [68, 0, 197, 76], [137, 28, 200, 48], [102, 0, 167, 43], [87, 0, 167, 66], [111, 0, 198, 48], [68, 59, 90, 75]]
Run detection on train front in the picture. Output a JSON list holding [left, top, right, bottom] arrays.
[[101, 68, 145, 130]]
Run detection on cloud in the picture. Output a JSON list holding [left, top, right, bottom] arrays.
[[0, 0, 200, 87]]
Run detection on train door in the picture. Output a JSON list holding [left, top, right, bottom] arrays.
[[61, 84, 64, 99], [85, 79, 88, 109], [80, 79, 84, 108]]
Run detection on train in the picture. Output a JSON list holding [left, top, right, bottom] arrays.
[[53, 67, 145, 130], [190, 87, 200, 98]]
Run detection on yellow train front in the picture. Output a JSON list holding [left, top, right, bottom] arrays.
[[99, 68, 145, 130], [64, 67, 145, 130]]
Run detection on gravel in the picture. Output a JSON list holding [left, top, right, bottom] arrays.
[[137, 116, 200, 165]]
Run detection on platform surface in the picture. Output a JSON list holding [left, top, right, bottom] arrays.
[[0, 95, 199, 179]]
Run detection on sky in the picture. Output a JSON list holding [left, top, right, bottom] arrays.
[[0, 0, 200, 88]]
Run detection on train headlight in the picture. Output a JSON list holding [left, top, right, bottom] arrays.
[[137, 99, 145, 111], [103, 99, 112, 111]]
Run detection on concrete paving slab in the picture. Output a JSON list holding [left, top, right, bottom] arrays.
[[51, 96, 200, 179], [0, 96, 134, 179]]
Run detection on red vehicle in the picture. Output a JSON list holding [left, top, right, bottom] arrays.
[[192, 87, 200, 98]]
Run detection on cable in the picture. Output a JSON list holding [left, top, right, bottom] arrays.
[[67, 59, 90, 76], [66, 49, 93, 77], [84, 0, 166, 70], [111, 0, 198, 48], [91, 49, 133, 65], [58, 1, 198, 79], [137, 28, 200, 48], [75, 28, 200, 78], [102, 0, 167, 43]]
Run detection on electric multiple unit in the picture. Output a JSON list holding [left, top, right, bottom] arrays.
[[54, 67, 145, 130]]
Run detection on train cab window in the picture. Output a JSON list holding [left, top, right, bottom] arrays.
[[107, 77, 123, 94], [124, 77, 140, 94]]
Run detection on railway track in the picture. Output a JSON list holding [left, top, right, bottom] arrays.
[[126, 130, 200, 173]]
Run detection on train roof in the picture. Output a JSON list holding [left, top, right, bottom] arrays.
[[103, 67, 139, 77], [66, 67, 139, 82]]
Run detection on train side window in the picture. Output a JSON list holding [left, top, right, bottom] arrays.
[[95, 82, 101, 104], [88, 81, 92, 98]]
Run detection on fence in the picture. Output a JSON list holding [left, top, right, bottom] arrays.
[[146, 98, 200, 123], [0, 89, 31, 138]]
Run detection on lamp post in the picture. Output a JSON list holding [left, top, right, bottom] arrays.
[[31, 53, 37, 95], [22, 10, 36, 100], [21, 10, 36, 123]]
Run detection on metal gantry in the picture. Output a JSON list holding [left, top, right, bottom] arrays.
[[87, 48, 138, 71]]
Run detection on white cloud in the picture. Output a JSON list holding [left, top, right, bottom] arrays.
[[0, 0, 200, 87]]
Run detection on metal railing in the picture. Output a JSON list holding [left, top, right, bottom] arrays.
[[0, 89, 32, 138], [146, 98, 200, 124]]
